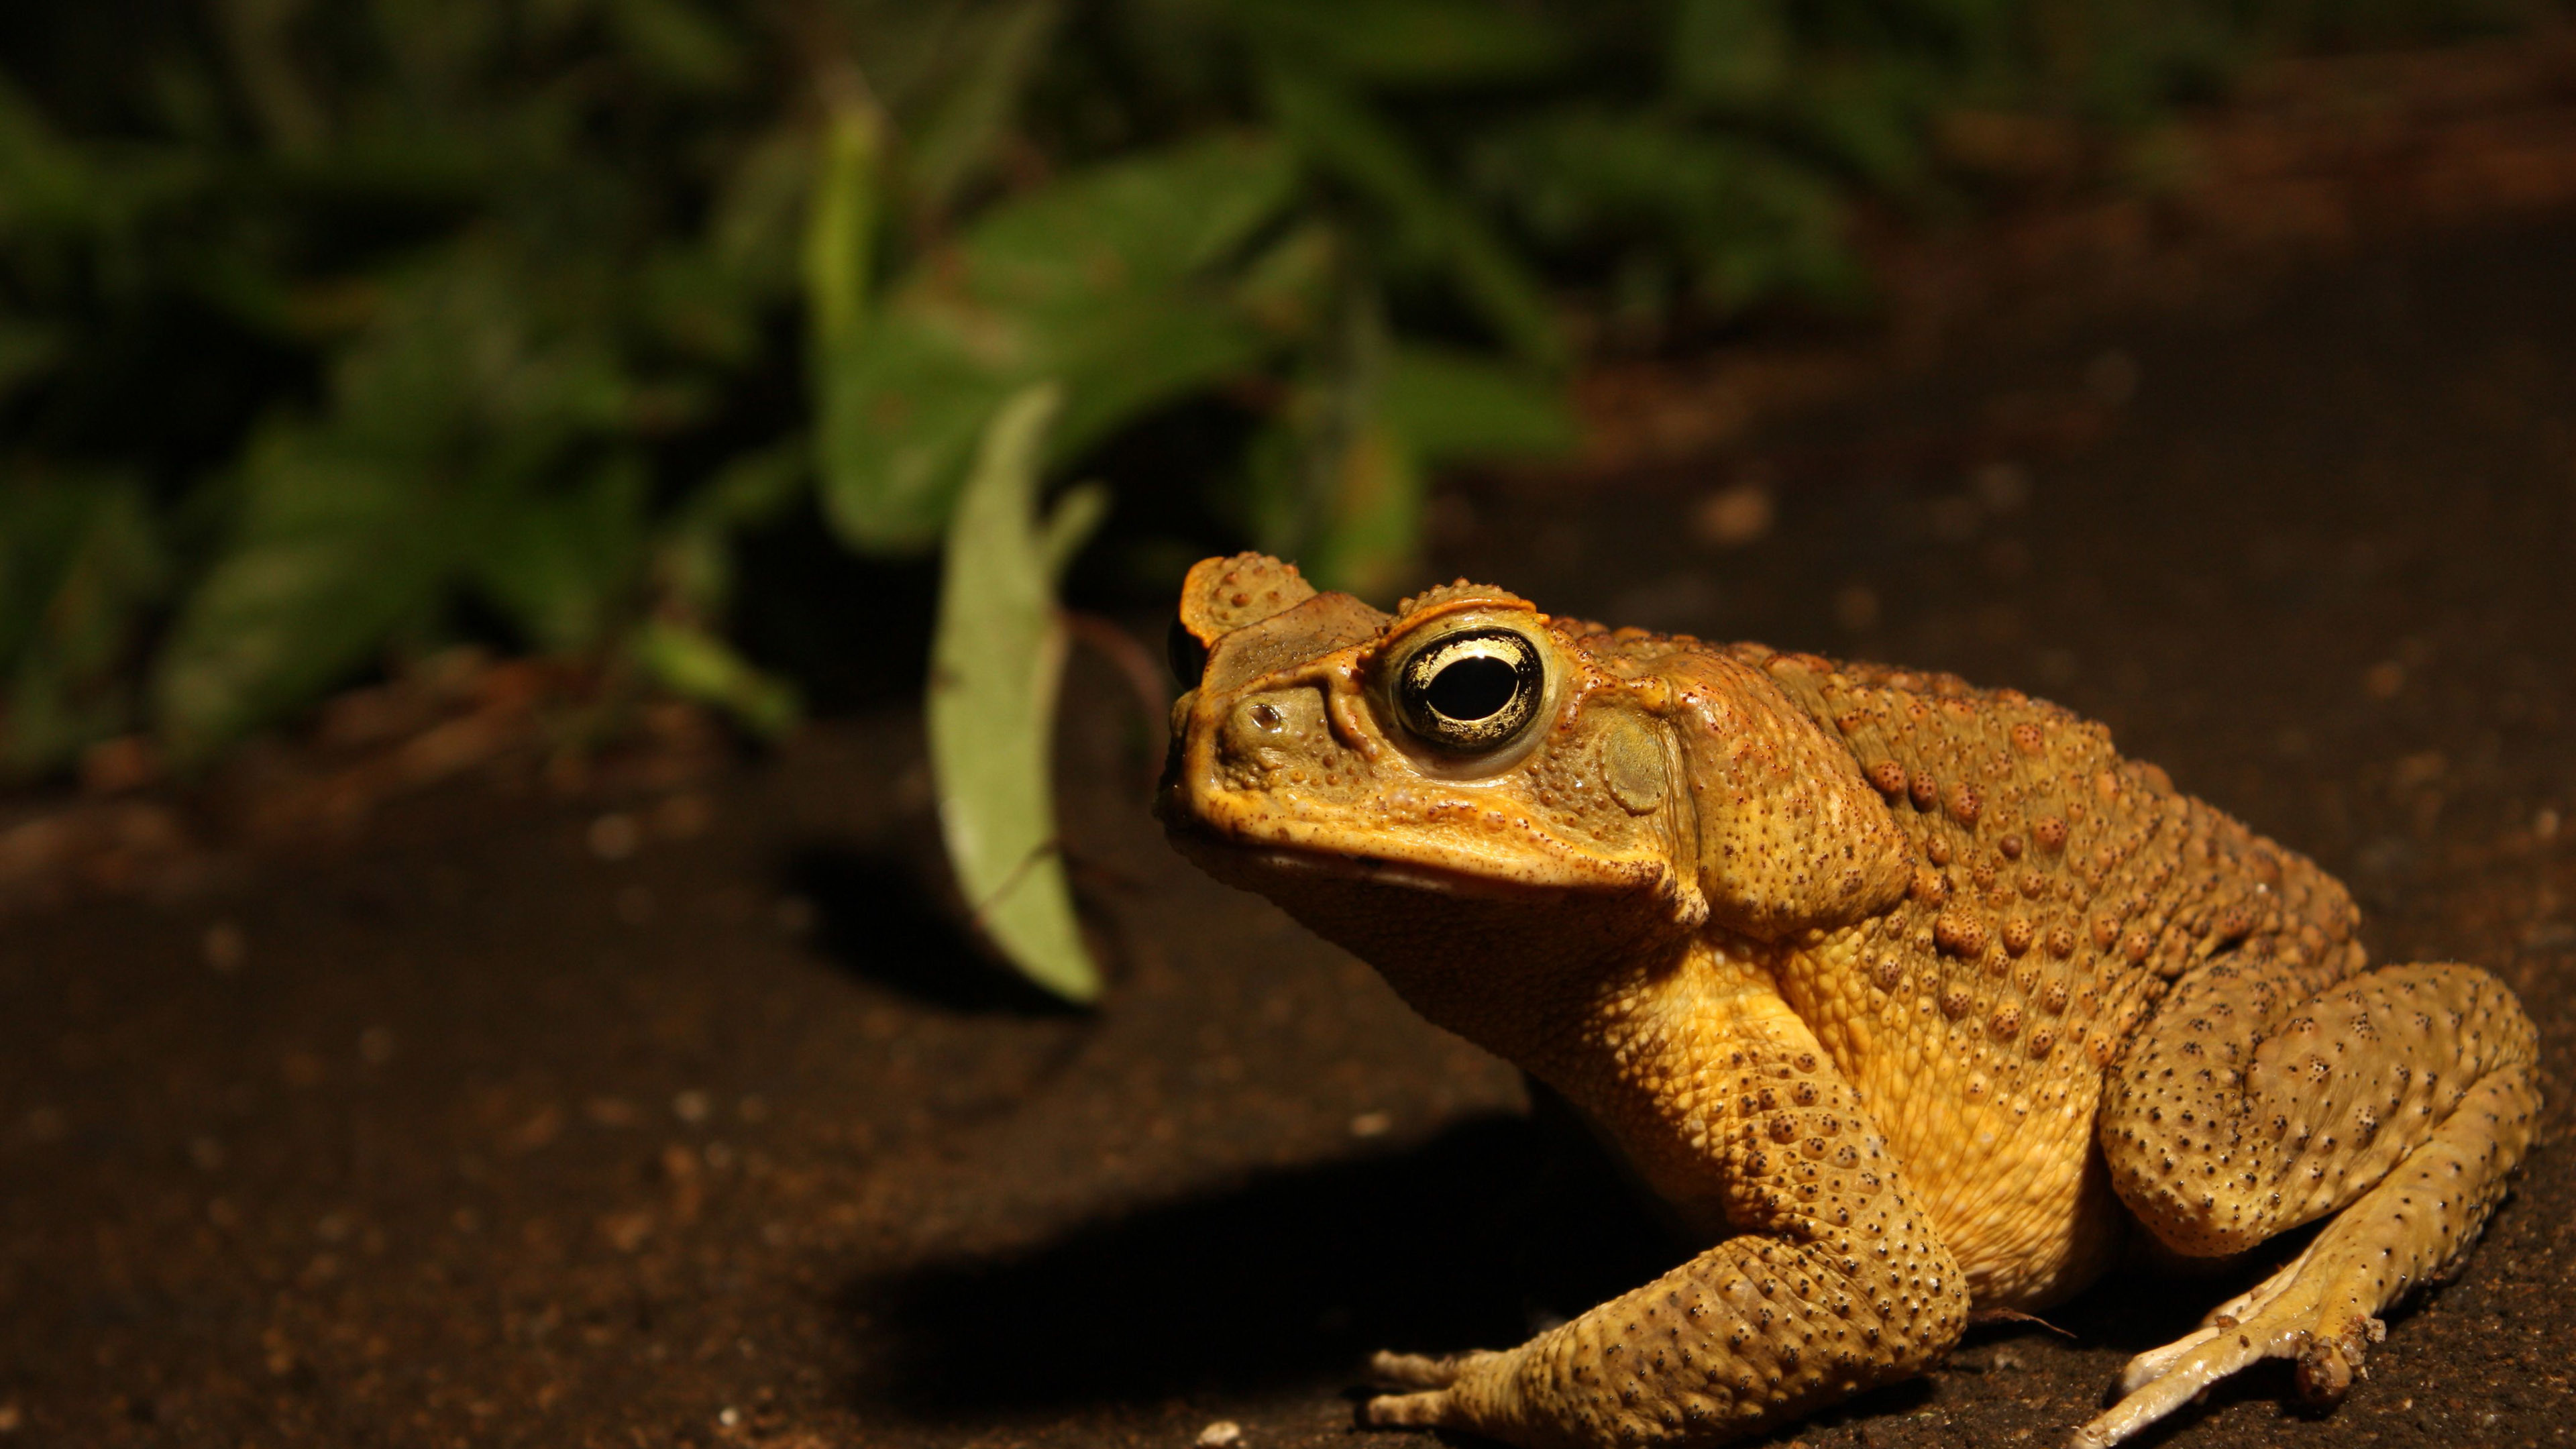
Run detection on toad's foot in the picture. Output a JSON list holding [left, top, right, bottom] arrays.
[[1366, 1349, 1503, 1402], [1367, 1359, 1492, 1430], [2065, 1236, 2388, 1448], [2107, 1242, 2309, 1393]]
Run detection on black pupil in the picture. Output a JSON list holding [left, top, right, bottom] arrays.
[[1426, 655, 1519, 721]]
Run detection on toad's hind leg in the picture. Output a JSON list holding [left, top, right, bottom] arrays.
[[2072, 961, 2538, 1448]]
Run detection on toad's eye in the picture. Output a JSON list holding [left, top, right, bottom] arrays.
[[1393, 627, 1546, 753]]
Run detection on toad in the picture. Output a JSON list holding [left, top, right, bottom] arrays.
[[1157, 553, 2537, 1449]]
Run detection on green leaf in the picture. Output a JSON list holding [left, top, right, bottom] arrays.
[[1260, 66, 1564, 368], [656, 442, 808, 616], [1477, 109, 1854, 312], [0, 482, 91, 667], [213, 0, 331, 156], [815, 132, 1295, 553], [633, 616, 800, 737], [1381, 344, 1576, 464], [925, 382, 1103, 1003], [1273, 345, 1575, 600], [802, 98, 884, 356], [708, 123, 817, 293], [1299, 417, 1421, 602], [1035, 481, 1108, 581], [955, 129, 1299, 297], [1240, 0, 1566, 87], [1670, 0, 1791, 107], [1240, 285, 1421, 599], [1793, 59, 1939, 187], [902, 0, 1059, 221], [0, 317, 61, 402], [0, 76, 105, 234], [1230, 219, 1342, 338], [471, 457, 649, 654], [602, 0, 749, 93], [0, 478, 168, 777], [152, 246, 632, 756], [814, 331, 1014, 553], [152, 429, 455, 757]]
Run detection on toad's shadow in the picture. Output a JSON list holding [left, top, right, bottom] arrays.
[[784, 842, 1088, 1017], [851, 1107, 2327, 1419], [852, 1110, 1682, 1410]]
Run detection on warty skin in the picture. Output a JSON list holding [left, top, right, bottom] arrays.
[[1159, 553, 2538, 1449]]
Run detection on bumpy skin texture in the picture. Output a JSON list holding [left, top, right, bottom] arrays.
[[1157, 555, 2540, 1449]]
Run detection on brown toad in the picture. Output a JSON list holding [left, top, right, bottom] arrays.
[[1157, 553, 2538, 1449]]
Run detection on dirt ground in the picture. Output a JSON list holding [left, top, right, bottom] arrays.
[[7, 210, 2576, 1448]]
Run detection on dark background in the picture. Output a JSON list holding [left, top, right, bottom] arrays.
[[5, 7, 2576, 1449]]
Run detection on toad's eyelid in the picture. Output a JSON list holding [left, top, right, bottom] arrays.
[[1325, 682, 1379, 757]]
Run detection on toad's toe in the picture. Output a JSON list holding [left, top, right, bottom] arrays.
[[1369, 1349, 1503, 1390], [1365, 1389, 1455, 1428]]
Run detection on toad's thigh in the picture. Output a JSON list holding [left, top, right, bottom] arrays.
[[2099, 961, 2536, 1256]]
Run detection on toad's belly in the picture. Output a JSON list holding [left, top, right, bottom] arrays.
[[1847, 1026, 2128, 1309], [1646, 1053, 2127, 1309], [1780, 949, 2133, 1311]]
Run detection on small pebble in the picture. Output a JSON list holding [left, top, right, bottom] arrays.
[[1693, 484, 1774, 548], [772, 896, 817, 936], [2086, 349, 2139, 404], [654, 792, 713, 840], [1196, 1421, 1242, 1448], [79, 735, 160, 795], [203, 921, 246, 973], [588, 812, 641, 861], [1927, 494, 1981, 541], [586, 1097, 641, 1128], [1834, 584, 1880, 631], [1972, 461, 2030, 512]]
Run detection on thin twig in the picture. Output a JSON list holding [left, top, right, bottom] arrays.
[[1063, 612, 1174, 800]]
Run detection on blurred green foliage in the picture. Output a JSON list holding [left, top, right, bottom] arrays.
[[0, 0, 2554, 987], [926, 382, 1108, 1001]]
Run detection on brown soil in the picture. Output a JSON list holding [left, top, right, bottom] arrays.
[[7, 74, 2576, 1449]]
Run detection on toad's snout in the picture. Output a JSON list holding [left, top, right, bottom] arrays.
[[1157, 676, 1393, 850]]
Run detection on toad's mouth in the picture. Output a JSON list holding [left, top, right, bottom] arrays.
[[1161, 816, 1605, 904], [1234, 844, 1554, 900]]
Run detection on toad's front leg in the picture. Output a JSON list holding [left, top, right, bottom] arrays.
[[1364, 1013, 1970, 1448]]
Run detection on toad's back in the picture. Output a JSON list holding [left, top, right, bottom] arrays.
[[1739, 648, 2367, 1306]]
